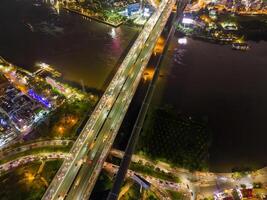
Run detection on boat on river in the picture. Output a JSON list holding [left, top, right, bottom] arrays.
[[232, 43, 250, 51]]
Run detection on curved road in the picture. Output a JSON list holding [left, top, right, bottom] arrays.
[[0, 139, 73, 160], [110, 149, 267, 199], [0, 152, 70, 175]]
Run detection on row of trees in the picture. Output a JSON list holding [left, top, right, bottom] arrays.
[[138, 106, 212, 171]]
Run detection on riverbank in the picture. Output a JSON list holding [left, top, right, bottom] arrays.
[[0, 0, 139, 90], [63, 7, 124, 27]]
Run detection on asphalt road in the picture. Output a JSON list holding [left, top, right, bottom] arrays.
[[103, 162, 190, 200], [110, 149, 267, 199]]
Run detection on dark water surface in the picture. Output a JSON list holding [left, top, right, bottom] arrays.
[[155, 35, 267, 172], [0, 0, 139, 90]]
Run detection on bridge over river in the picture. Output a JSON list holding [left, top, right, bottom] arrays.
[[42, 0, 187, 199]]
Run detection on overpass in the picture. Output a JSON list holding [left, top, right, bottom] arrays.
[[42, 0, 182, 199]]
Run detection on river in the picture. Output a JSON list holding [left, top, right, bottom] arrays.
[[2, 0, 267, 173], [0, 0, 139, 91], [153, 33, 267, 172]]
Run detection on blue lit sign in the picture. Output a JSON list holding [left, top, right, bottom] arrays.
[[28, 89, 51, 108]]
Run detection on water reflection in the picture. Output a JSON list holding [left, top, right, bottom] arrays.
[[156, 35, 267, 172], [0, 0, 139, 90]]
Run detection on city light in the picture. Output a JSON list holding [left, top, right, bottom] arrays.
[[58, 126, 64, 134], [182, 17, 194, 24], [28, 89, 52, 108], [1, 0, 267, 200], [109, 28, 116, 39], [178, 37, 187, 44], [38, 62, 50, 69], [25, 172, 35, 182]]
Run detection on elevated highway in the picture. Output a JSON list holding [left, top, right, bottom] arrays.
[[42, 0, 179, 199]]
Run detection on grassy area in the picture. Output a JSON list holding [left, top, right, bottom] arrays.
[[0, 160, 62, 200], [167, 190, 185, 200], [41, 160, 63, 184], [143, 190, 160, 200], [34, 99, 92, 139], [129, 162, 180, 183], [108, 155, 180, 182], [66, 0, 126, 26], [119, 181, 141, 200], [119, 179, 160, 200], [90, 171, 114, 200], [137, 106, 212, 171]]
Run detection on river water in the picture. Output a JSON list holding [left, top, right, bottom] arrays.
[[2, 0, 267, 173], [0, 0, 139, 90], [154, 34, 267, 172]]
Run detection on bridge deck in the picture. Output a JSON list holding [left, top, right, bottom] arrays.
[[42, 0, 175, 199]]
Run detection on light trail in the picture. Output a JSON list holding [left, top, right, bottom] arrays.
[[42, 0, 176, 199]]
